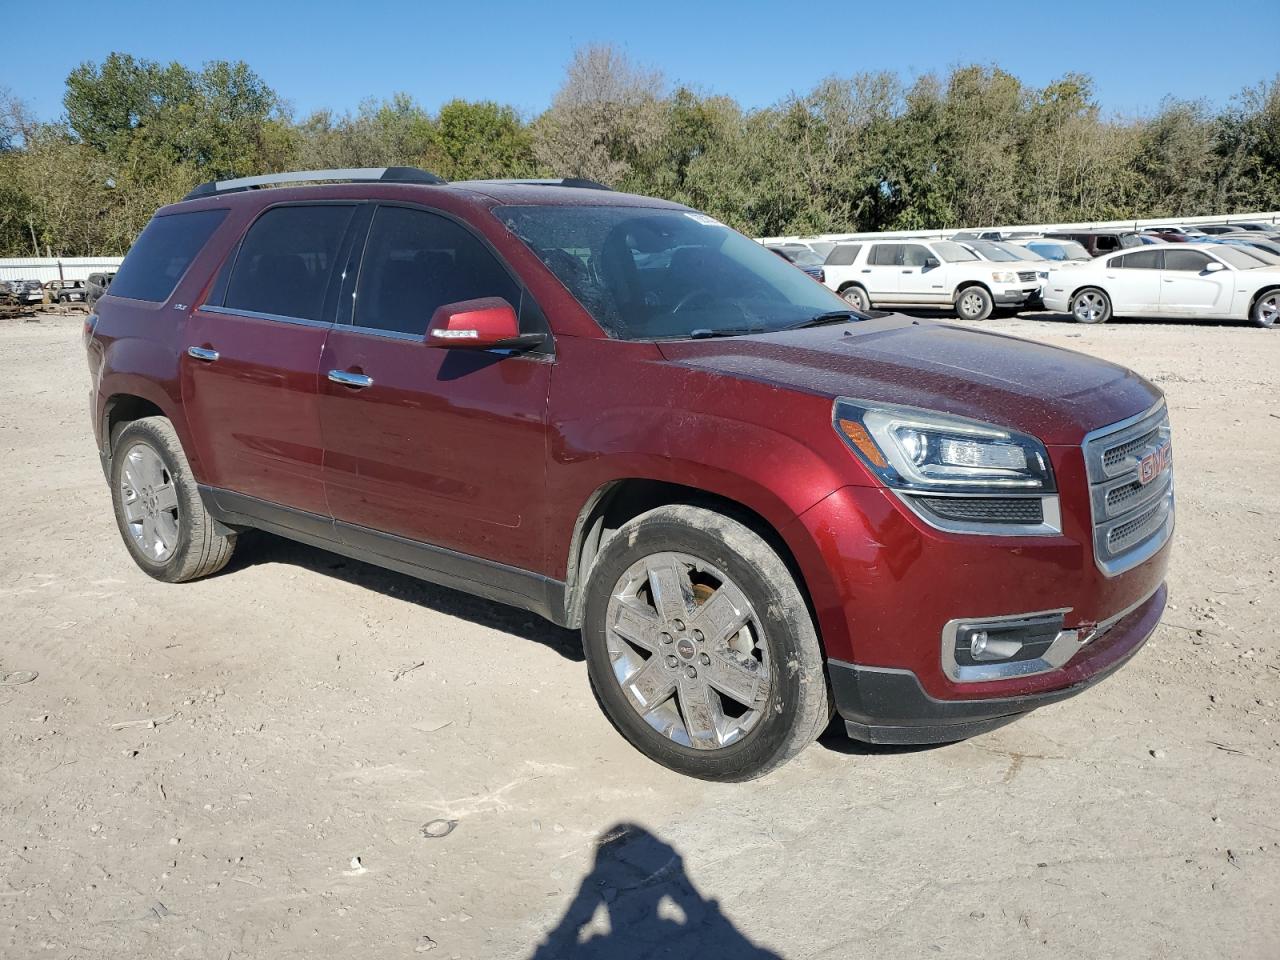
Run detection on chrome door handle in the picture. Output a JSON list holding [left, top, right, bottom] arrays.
[[328, 370, 373, 389], [187, 346, 219, 362]]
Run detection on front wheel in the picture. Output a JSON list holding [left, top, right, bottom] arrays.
[[955, 285, 994, 321], [581, 505, 831, 782], [1071, 288, 1112, 324], [109, 416, 236, 582], [1250, 291, 1279, 328]]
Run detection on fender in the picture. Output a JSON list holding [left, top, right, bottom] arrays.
[[96, 335, 203, 478]]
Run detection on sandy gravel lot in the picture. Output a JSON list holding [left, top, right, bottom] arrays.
[[1, 310, 1277, 959]]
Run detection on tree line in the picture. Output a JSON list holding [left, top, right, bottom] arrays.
[[2, 45, 1278, 257]]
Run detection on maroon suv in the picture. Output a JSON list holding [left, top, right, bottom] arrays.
[[85, 168, 1173, 781]]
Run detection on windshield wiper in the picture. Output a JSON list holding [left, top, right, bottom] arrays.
[[783, 310, 863, 331], [688, 327, 764, 339]]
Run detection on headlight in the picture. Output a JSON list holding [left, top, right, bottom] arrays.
[[1037, 271, 1049, 279], [990, 271, 1017, 283], [833, 398, 1055, 492]]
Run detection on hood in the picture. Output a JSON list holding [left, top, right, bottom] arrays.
[[657, 315, 1161, 445]]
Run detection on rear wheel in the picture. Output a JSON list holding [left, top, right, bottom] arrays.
[[955, 285, 994, 321], [840, 285, 870, 312], [581, 505, 830, 782], [109, 416, 236, 582], [1250, 290, 1279, 328], [1071, 288, 1112, 324]]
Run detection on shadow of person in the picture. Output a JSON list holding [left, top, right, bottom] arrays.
[[530, 823, 782, 960]]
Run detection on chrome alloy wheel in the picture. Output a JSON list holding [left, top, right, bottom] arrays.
[[604, 552, 771, 750], [958, 290, 986, 318], [1073, 291, 1107, 322], [1258, 292, 1279, 326], [118, 442, 180, 562]]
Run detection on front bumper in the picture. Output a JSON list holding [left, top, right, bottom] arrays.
[[993, 285, 1041, 306], [828, 583, 1165, 743]]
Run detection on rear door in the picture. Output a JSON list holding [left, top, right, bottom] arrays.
[[1102, 249, 1163, 314], [860, 243, 902, 301], [182, 203, 356, 517], [1158, 248, 1234, 316], [318, 203, 552, 572]]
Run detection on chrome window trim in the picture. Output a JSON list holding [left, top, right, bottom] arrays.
[[895, 490, 1062, 537], [199, 304, 332, 329]]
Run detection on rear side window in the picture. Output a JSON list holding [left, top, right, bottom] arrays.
[[225, 205, 355, 321], [868, 244, 901, 266], [353, 206, 520, 336], [1115, 250, 1162, 269], [109, 209, 228, 303], [825, 244, 861, 266]]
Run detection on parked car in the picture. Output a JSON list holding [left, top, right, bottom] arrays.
[[86, 167, 1173, 781], [957, 240, 1050, 307], [45, 279, 88, 303], [1140, 231, 1190, 243], [1011, 238, 1093, 263], [1222, 234, 1280, 258], [86, 272, 115, 308], [1043, 230, 1144, 257], [8, 279, 46, 303], [1195, 224, 1245, 235], [1042, 244, 1280, 326], [822, 238, 1041, 319], [765, 244, 825, 283]]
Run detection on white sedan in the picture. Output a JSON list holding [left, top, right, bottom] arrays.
[[1042, 244, 1280, 328]]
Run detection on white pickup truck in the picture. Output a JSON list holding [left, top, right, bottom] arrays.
[[823, 239, 1042, 320]]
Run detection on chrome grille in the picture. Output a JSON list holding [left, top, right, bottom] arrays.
[[1083, 403, 1174, 576], [1017, 270, 1039, 283]]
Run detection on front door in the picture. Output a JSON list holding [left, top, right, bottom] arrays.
[[896, 243, 948, 304], [182, 203, 356, 516], [1158, 249, 1234, 316], [318, 204, 552, 573]]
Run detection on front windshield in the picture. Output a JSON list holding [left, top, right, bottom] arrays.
[[1209, 245, 1268, 269], [495, 205, 852, 340], [775, 245, 824, 267], [1029, 240, 1090, 261], [932, 240, 979, 263], [999, 241, 1044, 260], [968, 241, 1020, 262]]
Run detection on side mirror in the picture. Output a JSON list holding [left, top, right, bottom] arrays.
[[1204, 261, 1227, 273], [924, 257, 940, 269], [425, 297, 543, 350]]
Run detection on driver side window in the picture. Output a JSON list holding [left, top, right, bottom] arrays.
[[354, 206, 522, 336]]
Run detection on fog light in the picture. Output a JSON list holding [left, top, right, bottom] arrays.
[[967, 629, 1024, 662]]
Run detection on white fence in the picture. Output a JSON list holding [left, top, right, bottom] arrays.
[[0, 257, 124, 284], [758, 211, 1280, 245]]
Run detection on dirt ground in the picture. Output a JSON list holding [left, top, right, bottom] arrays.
[[1, 309, 1277, 960]]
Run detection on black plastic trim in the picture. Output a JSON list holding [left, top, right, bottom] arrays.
[[828, 599, 1157, 745], [199, 486, 569, 625]]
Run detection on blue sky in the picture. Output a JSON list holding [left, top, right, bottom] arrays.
[[5, 0, 1278, 122]]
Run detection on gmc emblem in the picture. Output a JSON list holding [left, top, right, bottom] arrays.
[[1138, 443, 1172, 485]]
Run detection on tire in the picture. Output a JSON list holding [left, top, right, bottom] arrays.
[[109, 416, 235, 582], [1250, 290, 1279, 328], [839, 285, 871, 312], [1070, 287, 1112, 324], [581, 505, 831, 782], [955, 285, 994, 321]]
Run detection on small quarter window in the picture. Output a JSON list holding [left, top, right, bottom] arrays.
[[110, 209, 228, 303]]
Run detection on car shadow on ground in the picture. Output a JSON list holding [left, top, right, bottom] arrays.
[[528, 823, 781, 959], [224, 531, 585, 661]]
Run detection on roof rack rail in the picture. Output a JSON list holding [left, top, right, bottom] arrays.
[[182, 167, 445, 201], [457, 177, 613, 192]]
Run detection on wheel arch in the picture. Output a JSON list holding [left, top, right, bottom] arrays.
[[1248, 284, 1280, 315], [560, 478, 817, 639], [952, 280, 993, 301]]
